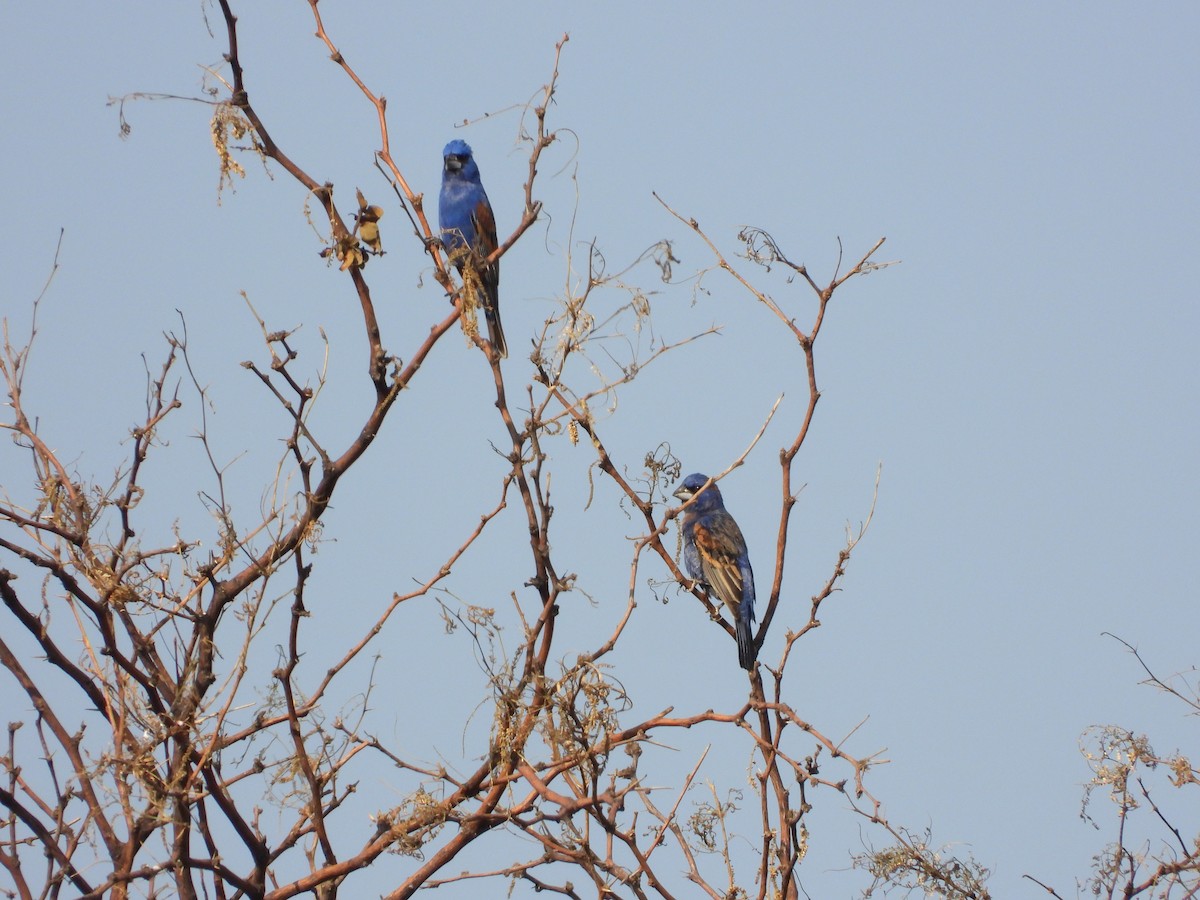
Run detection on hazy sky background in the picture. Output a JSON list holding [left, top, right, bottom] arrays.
[[3, 2, 1198, 896]]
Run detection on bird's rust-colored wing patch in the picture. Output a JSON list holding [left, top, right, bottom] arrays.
[[692, 521, 745, 614]]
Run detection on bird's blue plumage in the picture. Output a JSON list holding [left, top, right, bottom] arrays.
[[674, 473, 757, 670], [439, 139, 507, 358]]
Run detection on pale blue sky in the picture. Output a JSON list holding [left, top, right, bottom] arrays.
[[3, 2, 1198, 896]]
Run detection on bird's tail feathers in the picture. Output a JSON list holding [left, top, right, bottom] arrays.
[[736, 617, 756, 671], [485, 307, 508, 359]]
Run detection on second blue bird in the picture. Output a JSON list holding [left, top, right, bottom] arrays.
[[439, 139, 507, 358], [674, 473, 757, 670]]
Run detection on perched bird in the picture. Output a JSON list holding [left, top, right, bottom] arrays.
[[439, 139, 507, 358], [674, 473, 757, 670]]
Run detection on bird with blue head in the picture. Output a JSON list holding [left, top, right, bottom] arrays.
[[674, 473, 758, 670], [439, 139, 507, 359]]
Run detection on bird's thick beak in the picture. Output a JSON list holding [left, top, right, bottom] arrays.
[[672, 486, 690, 502], [444, 156, 463, 173]]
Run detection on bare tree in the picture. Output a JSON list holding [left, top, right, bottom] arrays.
[[1017, 636, 1200, 900], [0, 4, 1007, 899]]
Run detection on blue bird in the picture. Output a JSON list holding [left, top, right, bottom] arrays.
[[674, 473, 757, 670], [439, 139, 507, 358]]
